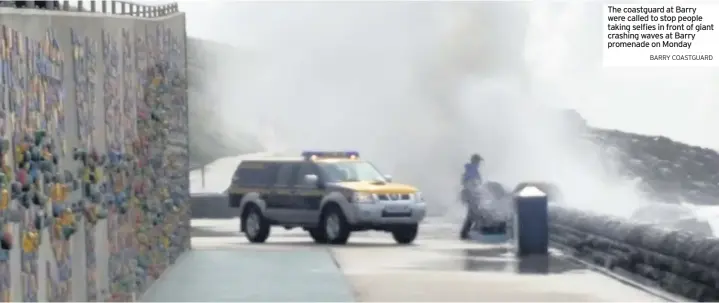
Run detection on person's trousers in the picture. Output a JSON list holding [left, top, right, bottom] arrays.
[[460, 204, 480, 238]]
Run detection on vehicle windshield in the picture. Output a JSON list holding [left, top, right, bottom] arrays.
[[317, 161, 386, 183]]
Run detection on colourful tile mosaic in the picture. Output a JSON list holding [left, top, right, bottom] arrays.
[[72, 29, 97, 151], [103, 30, 121, 153], [0, 25, 11, 303], [0, 16, 188, 303], [106, 28, 137, 303], [121, 28, 136, 152]]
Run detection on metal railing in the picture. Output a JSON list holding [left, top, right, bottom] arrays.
[[190, 163, 207, 188], [5, 1, 180, 18], [69, 0, 179, 17]]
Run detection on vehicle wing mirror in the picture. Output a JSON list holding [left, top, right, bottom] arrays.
[[303, 174, 319, 187], [383, 174, 393, 183]]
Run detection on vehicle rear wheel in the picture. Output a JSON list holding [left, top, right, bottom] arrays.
[[392, 224, 418, 244], [308, 228, 327, 243], [321, 206, 351, 245], [242, 206, 270, 243]]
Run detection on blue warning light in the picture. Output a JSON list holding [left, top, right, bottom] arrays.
[[301, 151, 360, 160]]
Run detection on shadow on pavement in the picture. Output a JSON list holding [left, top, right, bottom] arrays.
[[191, 227, 328, 238], [405, 246, 586, 275], [190, 228, 239, 238], [255, 240, 414, 249]]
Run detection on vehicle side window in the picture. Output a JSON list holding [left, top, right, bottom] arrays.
[[294, 163, 319, 187], [275, 163, 300, 187], [231, 165, 243, 184], [234, 162, 279, 187]]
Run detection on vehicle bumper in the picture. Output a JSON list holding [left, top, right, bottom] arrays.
[[345, 201, 426, 226]]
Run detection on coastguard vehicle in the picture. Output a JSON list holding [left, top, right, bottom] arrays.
[[228, 151, 427, 244]]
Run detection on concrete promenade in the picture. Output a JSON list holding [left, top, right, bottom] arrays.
[[141, 221, 668, 302]]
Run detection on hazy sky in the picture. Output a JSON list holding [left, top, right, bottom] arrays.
[[180, 1, 718, 150]]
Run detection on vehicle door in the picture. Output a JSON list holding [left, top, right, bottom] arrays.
[[228, 165, 246, 207], [266, 162, 300, 222], [293, 162, 324, 223], [233, 162, 277, 218]]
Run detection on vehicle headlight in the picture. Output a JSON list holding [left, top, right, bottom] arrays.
[[352, 192, 375, 203], [414, 192, 424, 202]]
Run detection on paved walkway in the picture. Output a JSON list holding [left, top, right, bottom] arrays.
[[141, 249, 353, 302], [141, 220, 670, 302]]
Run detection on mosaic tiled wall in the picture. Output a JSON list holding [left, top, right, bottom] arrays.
[[0, 11, 189, 302]]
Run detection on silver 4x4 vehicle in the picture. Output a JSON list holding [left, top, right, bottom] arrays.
[[227, 151, 427, 245]]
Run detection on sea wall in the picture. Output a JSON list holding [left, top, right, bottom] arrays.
[[550, 205, 719, 301], [0, 3, 189, 301]]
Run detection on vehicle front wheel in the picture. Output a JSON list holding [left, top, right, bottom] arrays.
[[321, 206, 351, 245], [242, 206, 271, 243], [308, 228, 327, 243], [392, 224, 418, 244]]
